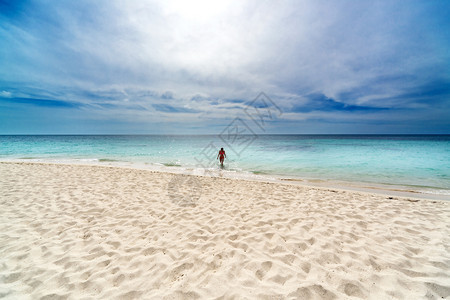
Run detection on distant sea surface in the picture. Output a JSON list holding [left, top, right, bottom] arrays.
[[1, 135, 449, 195]]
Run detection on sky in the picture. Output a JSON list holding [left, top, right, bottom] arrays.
[[0, 0, 449, 134]]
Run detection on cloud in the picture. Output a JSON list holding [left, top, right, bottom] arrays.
[[0, 97, 82, 108], [152, 103, 199, 113], [0, 0, 449, 133], [291, 93, 388, 113], [161, 91, 174, 100], [0, 90, 12, 98]]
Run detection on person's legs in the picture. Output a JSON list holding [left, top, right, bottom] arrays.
[[220, 157, 224, 165]]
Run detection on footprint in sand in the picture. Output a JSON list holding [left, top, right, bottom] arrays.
[[255, 261, 272, 280]]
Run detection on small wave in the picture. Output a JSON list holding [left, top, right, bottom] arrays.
[[15, 157, 101, 163], [163, 162, 181, 167], [70, 158, 100, 162], [251, 170, 268, 175], [418, 189, 450, 196], [99, 158, 119, 162]]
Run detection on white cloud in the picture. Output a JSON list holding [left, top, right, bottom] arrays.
[[0, 91, 12, 98]]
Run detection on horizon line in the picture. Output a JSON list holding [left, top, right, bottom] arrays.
[[1, 133, 449, 136]]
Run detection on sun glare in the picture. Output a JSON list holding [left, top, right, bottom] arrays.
[[164, 0, 234, 22]]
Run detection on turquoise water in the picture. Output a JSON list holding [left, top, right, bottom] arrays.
[[0, 135, 449, 194]]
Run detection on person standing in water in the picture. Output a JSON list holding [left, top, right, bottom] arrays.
[[217, 148, 226, 166]]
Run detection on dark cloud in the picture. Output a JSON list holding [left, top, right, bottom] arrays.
[[291, 93, 388, 113], [397, 79, 450, 104], [161, 91, 174, 100], [0, 97, 82, 108], [152, 104, 199, 113]]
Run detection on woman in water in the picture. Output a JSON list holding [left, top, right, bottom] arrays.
[[217, 148, 226, 166]]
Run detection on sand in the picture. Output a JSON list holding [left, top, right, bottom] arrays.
[[0, 162, 449, 299]]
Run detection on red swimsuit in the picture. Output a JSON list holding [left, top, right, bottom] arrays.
[[219, 150, 225, 162]]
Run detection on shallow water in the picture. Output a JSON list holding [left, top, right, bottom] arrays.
[[1, 135, 449, 194]]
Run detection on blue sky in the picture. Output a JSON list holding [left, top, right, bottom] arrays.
[[0, 0, 449, 134]]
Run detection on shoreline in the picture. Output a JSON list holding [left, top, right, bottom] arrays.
[[1, 159, 449, 201]]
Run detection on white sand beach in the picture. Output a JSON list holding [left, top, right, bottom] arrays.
[[0, 162, 449, 299]]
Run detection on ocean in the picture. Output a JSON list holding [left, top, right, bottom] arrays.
[[1, 135, 449, 195]]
